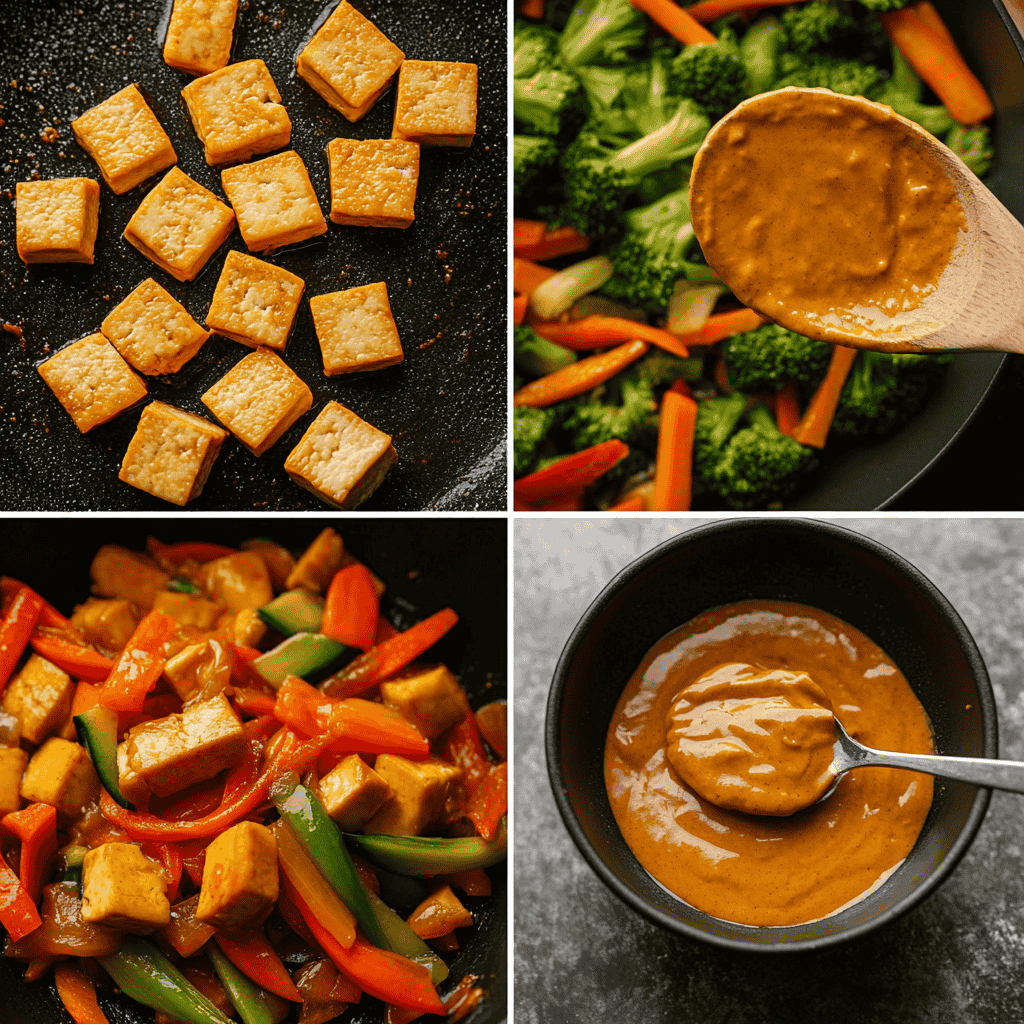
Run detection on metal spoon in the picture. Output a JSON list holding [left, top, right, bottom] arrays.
[[820, 717, 1024, 803]]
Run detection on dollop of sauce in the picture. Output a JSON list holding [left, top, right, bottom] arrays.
[[604, 601, 934, 927], [690, 89, 968, 343], [665, 663, 837, 817]]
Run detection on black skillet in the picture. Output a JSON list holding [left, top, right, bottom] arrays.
[[0, 1, 507, 511], [0, 517, 507, 1024]]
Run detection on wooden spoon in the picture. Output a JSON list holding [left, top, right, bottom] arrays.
[[689, 87, 1024, 354]]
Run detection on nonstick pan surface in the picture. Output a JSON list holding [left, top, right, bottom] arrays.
[[0, 1, 507, 511], [0, 516, 507, 1024]]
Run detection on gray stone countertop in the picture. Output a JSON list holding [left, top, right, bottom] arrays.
[[514, 518, 1024, 1024]]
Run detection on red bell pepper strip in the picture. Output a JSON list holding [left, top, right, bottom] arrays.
[[0, 578, 72, 631], [143, 842, 184, 904], [321, 565, 380, 652], [226, 644, 262, 687], [464, 761, 508, 843], [282, 874, 444, 1015], [71, 681, 104, 718], [232, 687, 278, 719], [54, 960, 111, 1024], [440, 716, 508, 841], [0, 587, 43, 688], [148, 540, 237, 565], [440, 714, 491, 791], [0, 853, 42, 941], [213, 928, 302, 1002], [28, 635, 114, 683], [99, 609, 178, 713], [2, 803, 58, 906], [320, 608, 460, 699]]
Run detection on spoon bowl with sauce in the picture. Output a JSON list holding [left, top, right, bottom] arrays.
[[690, 87, 1024, 354]]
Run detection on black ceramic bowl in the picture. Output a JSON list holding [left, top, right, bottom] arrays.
[[0, 518, 506, 1024], [546, 519, 996, 953]]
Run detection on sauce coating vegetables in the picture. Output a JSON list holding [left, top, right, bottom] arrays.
[[604, 601, 934, 926]]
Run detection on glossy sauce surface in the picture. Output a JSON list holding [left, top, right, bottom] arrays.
[[691, 89, 967, 342], [604, 601, 934, 926]]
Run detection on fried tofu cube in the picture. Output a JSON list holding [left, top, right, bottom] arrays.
[[296, 1, 405, 122], [81, 842, 170, 934], [21, 738, 99, 817], [206, 250, 305, 352], [221, 151, 327, 253], [284, 401, 397, 510], [196, 821, 278, 929], [119, 401, 228, 506], [15, 178, 100, 264], [0, 748, 28, 816], [101, 278, 210, 376], [122, 693, 246, 798], [70, 598, 140, 653], [232, 607, 267, 648], [242, 538, 296, 591], [152, 591, 223, 629], [285, 527, 343, 593], [380, 665, 470, 740], [392, 61, 477, 148], [91, 545, 171, 608], [311, 282, 404, 376], [3, 654, 74, 746], [123, 167, 236, 283], [71, 84, 178, 194], [163, 0, 239, 77], [116, 742, 152, 807], [201, 347, 313, 456], [182, 59, 291, 166], [364, 755, 464, 836], [198, 551, 274, 614], [318, 754, 390, 831], [163, 639, 231, 703], [326, 138, 419, 229], [38, 333, 147, 434]]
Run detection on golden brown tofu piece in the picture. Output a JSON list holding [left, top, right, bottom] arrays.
[[116, 742, 152, 807], [199, 551, 274, 614], [0, 747, 28, 815], [285, 527, 344, 593], [232, 608, 267, 648], [71, 597, 140, 653], [82, 843, 171, 934], [196, 821, 279, 928], [379, 665, 470, 740], [241, 538, 296, 591], [163, 0, 239, 77], [3, 654, 75, 745], [310, 282, 404, 376], [122, 694, 246, 798], [152, 591, 223, 630], [16, 178, 101, 264], [326, 138, 419, 229], [21, 738, 99, 817], [91, 545, 170, 609], [392, 61, 478, 148], [318, 754, 390, 831], [163, 639, 231, 704], [363, 755, 464, 837]]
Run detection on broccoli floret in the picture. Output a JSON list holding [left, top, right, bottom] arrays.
[[868, 45, 953, 136], [831, 351, 953, 439], [575, 64, 635, 113], [739, 16, 786, 96], [855, 0, 908, 10], [617, 43, 690, 137], [514, 405, 559, 476], [670, 39, 747, 120], [514, 325, 577, 378], [514, 135, 560, 203], [514, 67, 589, 138], [563, 375, 658, 450], [560, 0, 646, 67], [945, 123, 994, 177], [773, 52, 882, 95], [693, 392, 747, 478], [630, 350, 705, 388], [780, 2, 856, 56], [705, 404, 816, 510], [514, 21, 562, 78], [722, 324, 833, 395]]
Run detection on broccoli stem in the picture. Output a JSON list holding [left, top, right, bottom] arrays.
[[740, 17, 785, 96], [608, 104, 711, 179]]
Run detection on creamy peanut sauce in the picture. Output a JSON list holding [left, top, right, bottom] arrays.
[[690, 89, 967, 342], [604, 601, 934, 926]]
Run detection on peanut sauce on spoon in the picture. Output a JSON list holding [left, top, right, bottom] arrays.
[[603, 601, 934, 927]]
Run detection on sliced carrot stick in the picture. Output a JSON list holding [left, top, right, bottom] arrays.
[[880, 9, 993, 125], [54, 961, 109, 1024], [514, 440, 630, 503], [530, 317, 688, 357], [515, 226, 592, 261], [513, 294, 528, 326], [609, 495, 644, 512], [684, 0, 792, 23], [667, 378, 691, 396], [652, 390, 698, 511], [513, 219, 547, 250], [513, 339, 649, 407], [521, 0, 545, 16], [791, 345, 858, 449], [910, 1, 960, 54], [629, 0, 717, 45], [683, 307, 765, 346], [513, 257, 558, 297], [775, 378, 801, 437]]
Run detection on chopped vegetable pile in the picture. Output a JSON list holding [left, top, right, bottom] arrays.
[[0, 529, 506, 1023], [513, 0, 992, 510]]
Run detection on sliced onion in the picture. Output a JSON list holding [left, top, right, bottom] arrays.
[[667, 282, 727, 334], [569, 295, 647, 322], [531, 256, 614, 321]]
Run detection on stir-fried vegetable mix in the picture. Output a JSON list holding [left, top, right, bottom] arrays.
[[513, 0, 993, 510], [0, 530, 506, 1024]]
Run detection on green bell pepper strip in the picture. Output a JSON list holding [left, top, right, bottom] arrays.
[[207, 941, 289, 1024], [270, 772, 388, 950], [167, 575, 202, 595], [74, 705, 136, 810], [98, 936, 232, 1024], [347, 818, 508, 876], [365, 887, 448, 985]]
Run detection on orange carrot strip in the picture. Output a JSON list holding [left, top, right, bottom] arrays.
[[609, 495, 644, 512], [2, 803, 58, 906], [684, 0, 792, 23], [514, 440, 630, 503], [652, 390, 698, 511], [0, 854, 41, 941], [791, 346, 858, 449], [531, 316, 688, 356], [513, 294, 528, 326], [214, 928, 303, 1002], [514, 226, 591, 261], [513, 219, 547, 250], [513, 257, 558, 297], [521, 0, 545, 16], [677, 307, 765, 347], [513, 340, 649, 407], [54, 961, 110, 1024], [910, 1, 958, 50], [629, 0, 717, 44], [29, 635, 114, 682], [775, 378, 801, 437], [880, 9, 993, 125], [0, 587, 43, 689], [98, 609, 178, 713]]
